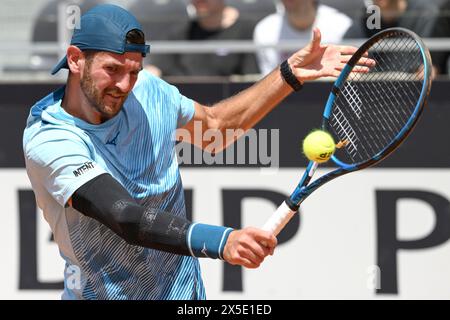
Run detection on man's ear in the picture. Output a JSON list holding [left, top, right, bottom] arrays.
[[66, 46, 85, 75]]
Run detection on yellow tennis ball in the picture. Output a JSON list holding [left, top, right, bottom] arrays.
[[302, 130, 335, 163]]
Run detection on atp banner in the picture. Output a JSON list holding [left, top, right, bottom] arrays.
[[1, 168, 449, 299]]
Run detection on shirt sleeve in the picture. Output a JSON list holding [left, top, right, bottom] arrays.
[[24, 128, 107, 207], [176, 94, 195, 128]]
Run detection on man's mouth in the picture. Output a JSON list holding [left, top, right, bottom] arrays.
[[106, 93, 125, 100]]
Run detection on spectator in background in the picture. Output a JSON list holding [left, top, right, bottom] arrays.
[[344, 0, 441, 76], [253, 0, 352, 75], [150, 0, 259, 77], [344, 0, 439, 39], [430, 0, 450, 75], [31, 0, 103, 71]]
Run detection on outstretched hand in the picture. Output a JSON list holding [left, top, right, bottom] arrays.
[[288, 28, 376, 82]]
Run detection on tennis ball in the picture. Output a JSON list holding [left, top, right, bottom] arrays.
[[302, 130, 335, 163]]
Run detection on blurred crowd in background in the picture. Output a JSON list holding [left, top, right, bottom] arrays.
[[2, 0, 450, 80]]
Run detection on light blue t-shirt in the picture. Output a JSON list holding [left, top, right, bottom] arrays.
[[23, 70, 205, 300]]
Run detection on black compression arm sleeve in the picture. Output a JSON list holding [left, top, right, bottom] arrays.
[[71, 173, 192, 255]]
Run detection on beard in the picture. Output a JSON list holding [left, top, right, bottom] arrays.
[[80, 65, 128, 122]]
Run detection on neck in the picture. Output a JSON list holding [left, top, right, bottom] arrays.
[[286, 1, 317, 31], [61, 75, 103, 125], [197, 6, 239, 30]]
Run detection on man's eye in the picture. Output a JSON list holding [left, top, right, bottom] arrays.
[[106, 66, 117, 73]]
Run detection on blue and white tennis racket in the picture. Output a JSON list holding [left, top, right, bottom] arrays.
[[263, 28, 433, 236]]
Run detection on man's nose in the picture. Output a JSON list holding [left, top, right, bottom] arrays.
[[115, 74, 132, 93]]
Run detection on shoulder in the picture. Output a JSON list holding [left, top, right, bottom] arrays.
[[24, 101, 88, 157], [133, 70, 181, 100], [317, 5, 352, 25], [254, 13, 282, 41], [134, 69, 164, 89], [255, 13, 281, 31], [316, 5, 352, 40], [24, 124, 90, 165], [131, 70, 193, 123], [24, 123, 86, 150]]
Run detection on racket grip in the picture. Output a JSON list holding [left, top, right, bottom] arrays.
[[262, 201, 297, 236]]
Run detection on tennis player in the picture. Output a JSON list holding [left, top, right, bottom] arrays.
[[23, 4, 372, 300]]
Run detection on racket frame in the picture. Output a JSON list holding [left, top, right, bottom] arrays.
[[262, 28, 432, 235]]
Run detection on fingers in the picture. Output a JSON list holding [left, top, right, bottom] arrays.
[[338, 47, 370, 60], [350, 66, 371, 73], [251, 229, 278, 249], [312, 28, 321, 41], [246, 237, 274, 259], [230, 256, 260, 269], [335, 63, 346, 71], [235, 245, 268, 268], [340, 55, 376, 66], [223, 227, 278, 269], [338, 47, 376, 69], [225, 245, 265, 269], [338, 46, 358, 56], [310, 27, 322, 51], [239, 228, 276, 262], [331, 70, 341, 78], [336, 54, 375, 76], [355, 56, 376, 67], [334, 65, 370, 75]]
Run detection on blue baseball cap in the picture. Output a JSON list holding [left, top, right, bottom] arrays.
[[51, 4, 150, 75]]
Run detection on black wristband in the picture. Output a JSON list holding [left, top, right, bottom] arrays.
[[280, 60, 303, 92]]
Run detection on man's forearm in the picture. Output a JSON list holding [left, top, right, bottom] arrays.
[[185, 28, 375, 152], [71, 173, 234, 258], [210, 66, 293, 133]]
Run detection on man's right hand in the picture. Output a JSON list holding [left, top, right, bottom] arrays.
[[222, 227, 277, 268]]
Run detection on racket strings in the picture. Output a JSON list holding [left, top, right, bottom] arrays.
[[330, 34, 424, 164]]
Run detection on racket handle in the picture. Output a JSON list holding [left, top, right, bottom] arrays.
[[262, 201, 297, 236]]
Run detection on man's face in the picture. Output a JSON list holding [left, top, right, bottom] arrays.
[[374, 0, 398, 10], [281, 0, 311, 12], [373, 0, 403, 13], [191, 0, 225, 18], [80, 51, 143, 121], [372, 0, 404, 22]]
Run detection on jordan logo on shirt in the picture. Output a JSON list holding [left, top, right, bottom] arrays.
[[106, 131, 120, 146]]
